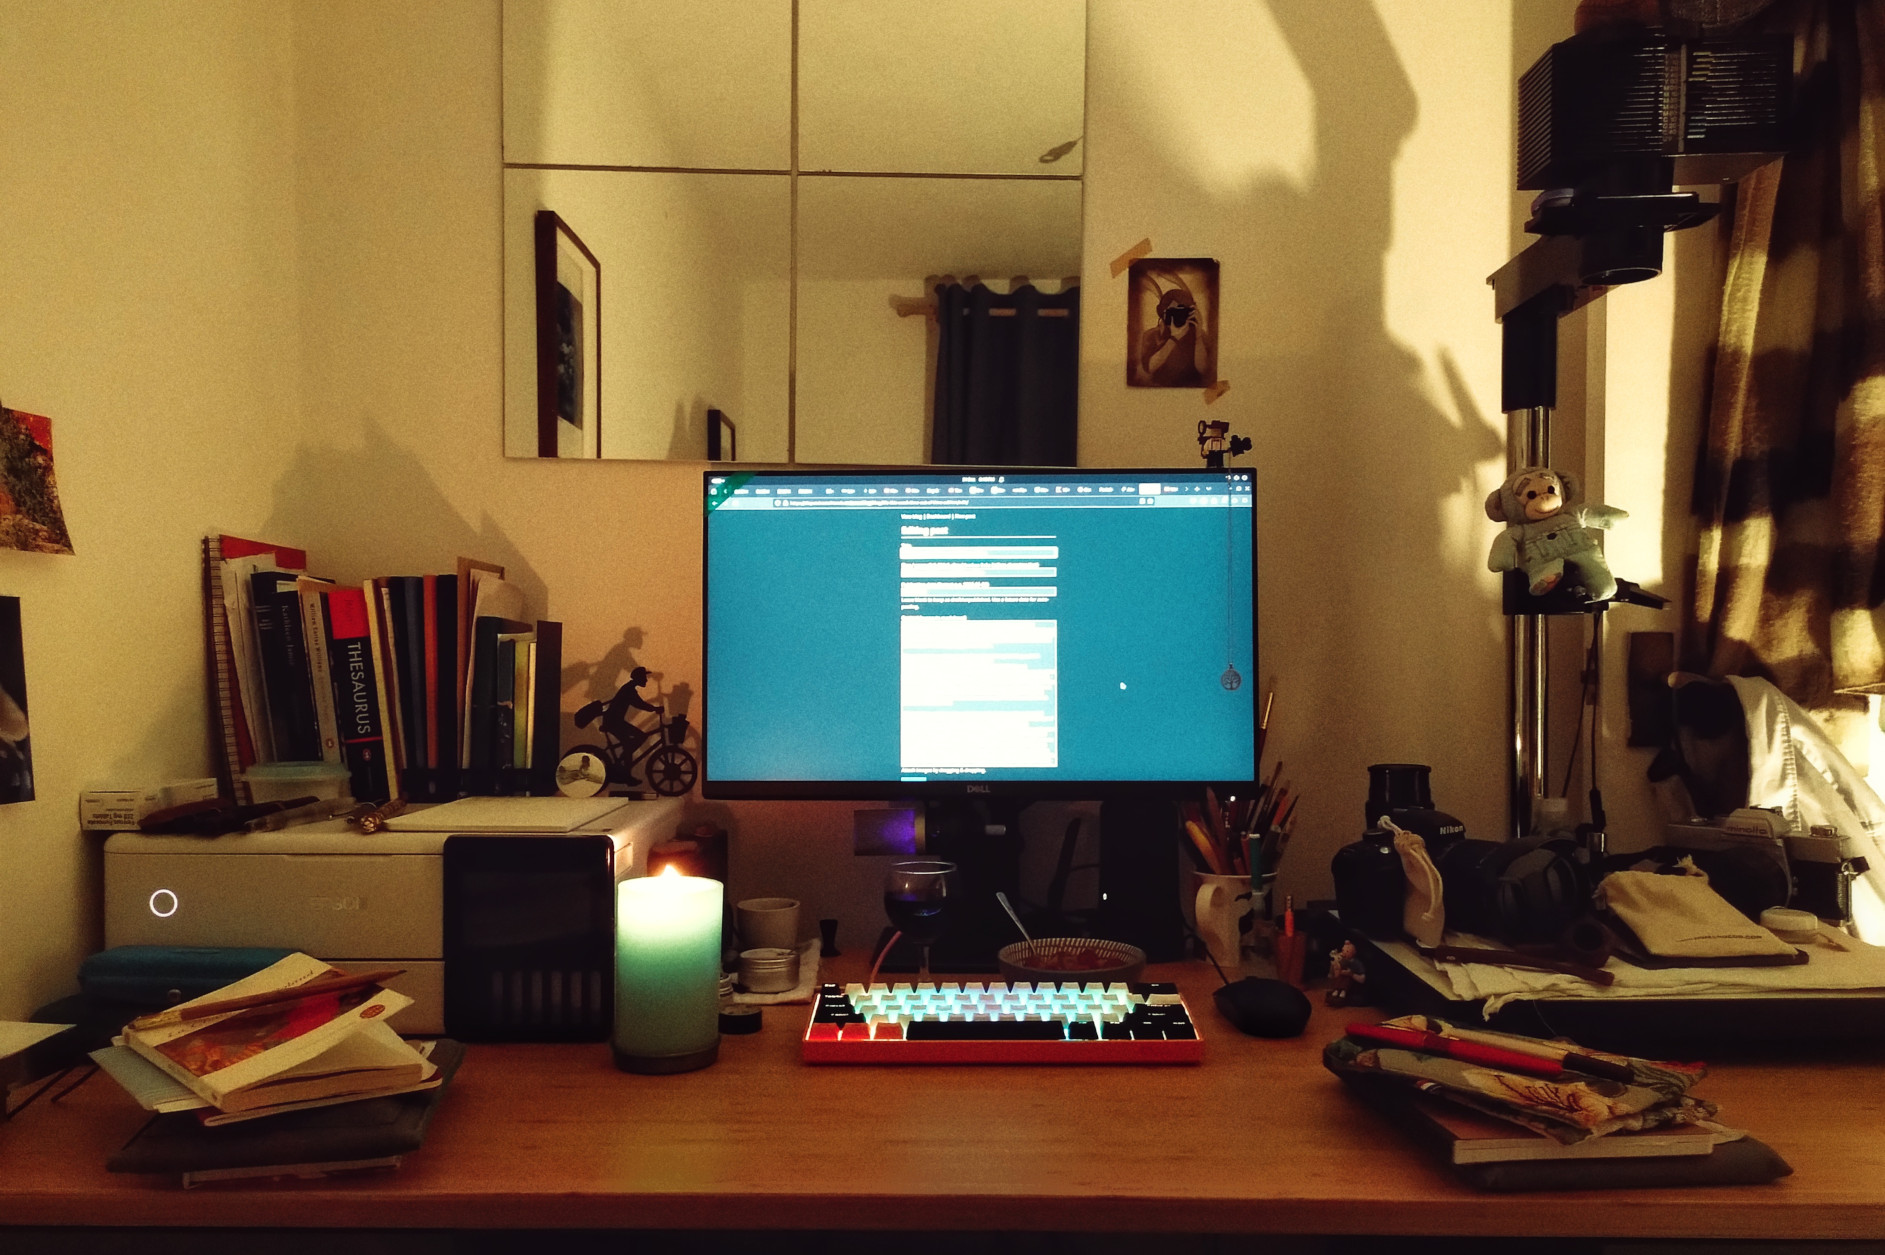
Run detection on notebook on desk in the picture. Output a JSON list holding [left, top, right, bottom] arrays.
[[382, 795, 627, 833], [1354, 931, 1885, 1055], [107, 1038, 464, 1186]]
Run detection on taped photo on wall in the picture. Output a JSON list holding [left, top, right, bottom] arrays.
[[0, 596, 32, 804], [0, 407, 74, 555]]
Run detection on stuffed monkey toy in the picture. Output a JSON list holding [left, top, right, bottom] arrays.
[[1486, 466, 1627, 602]]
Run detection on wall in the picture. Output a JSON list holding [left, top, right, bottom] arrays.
[[284, 0, 1574, 942], [0, 1, 303, 1018], [0, 0, 1682, 1010], [1081, 0, 1536, 883]]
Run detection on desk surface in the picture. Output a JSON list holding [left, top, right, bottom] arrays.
[[2, 962, 1882, 1238]]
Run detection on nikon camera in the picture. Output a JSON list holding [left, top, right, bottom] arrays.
[[1665, 807, 1870, 927]]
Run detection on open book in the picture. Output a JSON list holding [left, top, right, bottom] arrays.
[[120, 953, 433, 1114]]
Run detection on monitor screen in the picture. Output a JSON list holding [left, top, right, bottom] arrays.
[[702, 468, 1257, 799]]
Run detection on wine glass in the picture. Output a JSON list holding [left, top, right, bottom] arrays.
[[883, 860, 959, 977]]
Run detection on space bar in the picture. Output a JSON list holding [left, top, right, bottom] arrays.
[[905, 1020, 1069, 1041]]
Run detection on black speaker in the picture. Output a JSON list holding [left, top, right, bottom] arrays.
[[1095, 797, 1186, 962]]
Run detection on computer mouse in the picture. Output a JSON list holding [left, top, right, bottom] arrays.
[[1212, 977, 1312, 1038]]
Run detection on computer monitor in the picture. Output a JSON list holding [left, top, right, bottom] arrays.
[[702, 467, 1257, 800]]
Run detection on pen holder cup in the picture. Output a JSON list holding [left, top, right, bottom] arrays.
[[1187, 873, 1256, 969]]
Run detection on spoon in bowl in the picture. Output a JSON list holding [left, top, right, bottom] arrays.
[[995, 891, 1032, 943]]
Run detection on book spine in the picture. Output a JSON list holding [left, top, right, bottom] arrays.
[[493, 636, 517, 777], [513, 638, 533, 770], [297, 580, 343, 765], [466, 616, 502, 785], [225, 562, 276, 764], [203, 537, 246, 802], [325, 588, 391, 803], [398, 576, 428, 781], [274, 583, 322, 761], [364, 580, 403, 800], [531, 620, 563, 796], [434, 574, 458, 792], [422, 573, 439, 772], [253, 574, 320, 761]]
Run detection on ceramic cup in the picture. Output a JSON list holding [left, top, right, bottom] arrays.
[[735, 897, 801, 951], [1188, 872, 1257, 970]]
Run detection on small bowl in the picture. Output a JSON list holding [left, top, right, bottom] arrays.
[[997, 938, 1147, 985]]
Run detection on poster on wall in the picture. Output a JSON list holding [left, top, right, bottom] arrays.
[[0, 596, 33, 804], [1125, 258, 1219, 389], [533, 209, 601, 460], [0, 406, 74, 555]]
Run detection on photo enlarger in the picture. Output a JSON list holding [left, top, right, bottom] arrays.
[[1486, 18, 1789, 841]]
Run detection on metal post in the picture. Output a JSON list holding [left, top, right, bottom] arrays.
[[1510, 404, 1551, 839]]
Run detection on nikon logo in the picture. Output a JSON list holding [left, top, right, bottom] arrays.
[[308, 895, 362, 912]]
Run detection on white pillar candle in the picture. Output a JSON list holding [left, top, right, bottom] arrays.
[[613, 870, 723, 1073]]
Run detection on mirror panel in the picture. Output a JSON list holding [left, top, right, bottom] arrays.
[[798, 0, 1085, 175], [500, 0, 1085, 462], [794, 176, 1082, 465], [503, 0, 791, 170], [502, 168, 792, 461]]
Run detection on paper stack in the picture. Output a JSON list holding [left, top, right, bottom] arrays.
[[94, 953, 439, 1126], [1323, 1014, 1793, 1190]]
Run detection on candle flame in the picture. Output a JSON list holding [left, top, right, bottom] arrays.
[[659, 863, 683, 878]]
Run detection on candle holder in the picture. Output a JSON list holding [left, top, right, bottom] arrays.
[[613, 871, 724, 1074]]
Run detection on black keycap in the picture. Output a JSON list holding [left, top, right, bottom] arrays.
[[906, 1019, 1069, 1041], [1067, 1021, 1099, 1040]]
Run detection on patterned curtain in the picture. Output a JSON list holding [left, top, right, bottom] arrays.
[[1685, 0, 1885, 749]]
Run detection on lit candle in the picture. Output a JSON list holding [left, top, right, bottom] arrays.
[[613, 868, 724, 1073]]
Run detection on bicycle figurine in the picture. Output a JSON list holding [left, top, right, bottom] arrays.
[[558, 668, 699, 798]]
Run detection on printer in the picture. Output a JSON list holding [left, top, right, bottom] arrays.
[[102, 796, 682, 1034]]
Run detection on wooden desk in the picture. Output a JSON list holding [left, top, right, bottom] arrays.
[[2, 963, 1882, 1239]]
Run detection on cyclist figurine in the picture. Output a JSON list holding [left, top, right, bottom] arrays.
[[565, 665, 699, 798], [599, 666, 658, 754]]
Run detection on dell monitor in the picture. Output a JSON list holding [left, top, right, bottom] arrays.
[[702, 467, 1257, 800]]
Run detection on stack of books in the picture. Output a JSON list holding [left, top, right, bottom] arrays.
[[1323, 1014, 1793, 1190], [93, 953, 463, 1185], [203, 535, 561, 803]]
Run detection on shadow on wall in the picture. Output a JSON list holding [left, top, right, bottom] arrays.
[[1099, 0, 1509, 876], [258, 417, 547, 625]]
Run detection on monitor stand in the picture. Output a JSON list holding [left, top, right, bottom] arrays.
[[873, 798, 1026, 975]]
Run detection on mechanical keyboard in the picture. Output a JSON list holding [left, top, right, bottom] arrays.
[[802, 981, 1203, 1063]]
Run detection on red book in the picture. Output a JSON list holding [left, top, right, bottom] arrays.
[[324, 588, 392, 802], [422, 574, 439, 770]]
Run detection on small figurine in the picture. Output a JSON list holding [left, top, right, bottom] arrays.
[[567, 666, 699, 797], [1198, 419, 1251, 469], [1325, 940, 1368, 1007], [1485, 466, 1627, 603]]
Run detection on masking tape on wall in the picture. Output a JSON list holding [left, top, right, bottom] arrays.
[[1109, 238, 1153, 278]]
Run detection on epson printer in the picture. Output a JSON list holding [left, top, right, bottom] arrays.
[[102, 796, 682, 1034]]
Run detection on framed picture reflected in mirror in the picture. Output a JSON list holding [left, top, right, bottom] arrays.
[[534, 210, 601, 458]]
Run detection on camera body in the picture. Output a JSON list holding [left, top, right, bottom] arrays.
[[1665, 807, 1869, 926]]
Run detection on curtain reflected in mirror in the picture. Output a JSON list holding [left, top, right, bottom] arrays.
[[931, 283, 1078, 466]]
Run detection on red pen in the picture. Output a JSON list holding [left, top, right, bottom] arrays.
[[1346, 1022, 1582, 1081]]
